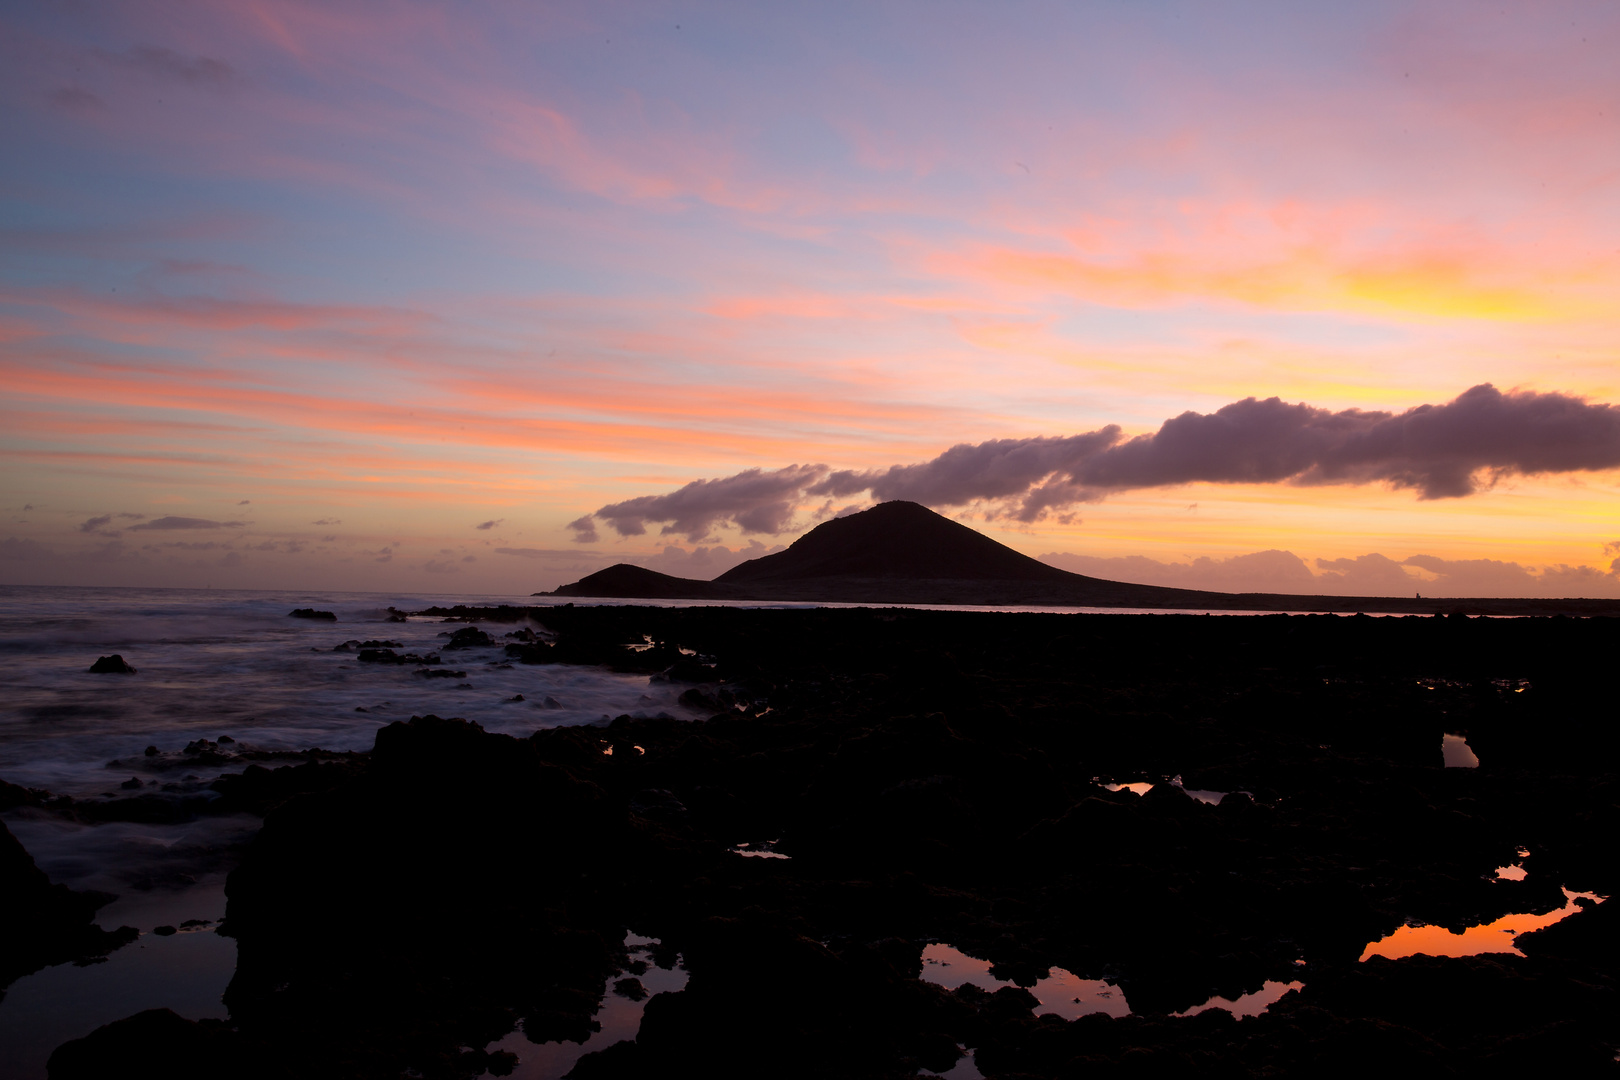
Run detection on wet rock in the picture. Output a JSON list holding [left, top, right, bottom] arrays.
[[505, 641, 557, 664], [287, 609, 336, 621], [612, 976, 648, 1001], [218, 715, 641, 1077], [2, 820, 137, 996], [119, 777, 143, 790], [678, 687, 722, 712], [413, 668, 467, 679], [0, 779, 49, 810], [143, 745, 158, 757], [653, 657, 719, 683], [209, 757, 368, 817], [507, 694, 525, 702], [46, 1008, 254, 1080], [441, 626, 496, 649], [87, 654, 136, 674], [357, 648, 440, 666], [152, 925, 177, 936]]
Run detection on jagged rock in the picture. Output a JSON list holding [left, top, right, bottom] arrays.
[[2, 820, 137, 997]]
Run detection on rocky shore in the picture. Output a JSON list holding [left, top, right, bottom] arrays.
[[20, 605, 1620, 1077]]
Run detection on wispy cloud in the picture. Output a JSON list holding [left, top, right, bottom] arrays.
[[127, 516, 246, 531], [95, 45, 236, 90]]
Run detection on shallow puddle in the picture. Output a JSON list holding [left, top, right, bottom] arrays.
[[1441, 733, 1479, 768], [0, 879, 236, 1080], [1359, 888, 1605, 961], [479, 932, 688, 1079], [1493, 848, 1531, 882], [731, 840, 790, 859], [920, 1045, 985, 1079], [1172, 980, 1303, 1018], [920, 943, 1129, 1019], [1101, 777, 1228, 805]]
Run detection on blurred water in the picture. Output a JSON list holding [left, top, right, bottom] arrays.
[[0, 585, 696, 800]]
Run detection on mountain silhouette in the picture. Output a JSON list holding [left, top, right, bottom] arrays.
[[543, 501, 1620, 615], [552, 502, 1214, 607], [714, 500, 1074, 585]]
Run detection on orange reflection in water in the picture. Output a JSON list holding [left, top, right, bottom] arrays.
[[1359, 889, 1605, 961]]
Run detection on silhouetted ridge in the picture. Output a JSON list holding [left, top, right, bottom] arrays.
[[553, 564, 725, 599], [716, 501, 1082, 584]]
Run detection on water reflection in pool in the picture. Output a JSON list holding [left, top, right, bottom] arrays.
[[1100, 777, 1230, 805], [1359, 888, 1605, 961], [1172, 980, 1303, 1018], [920, 944, 1129, 1019], [1441, 733, 1479, 768], [919, 944, 1303, 1023], [479, 932, 688, 1079]]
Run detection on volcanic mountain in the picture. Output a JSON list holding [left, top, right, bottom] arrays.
[[543, 500, 1620, 614], [552, 501, 1211, 607]]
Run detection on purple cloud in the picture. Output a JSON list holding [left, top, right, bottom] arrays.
[[573, 464, 826, 543], [97, 46, 235, 89], [567, 385, 1620, 539], [127, 516, 246, 531]]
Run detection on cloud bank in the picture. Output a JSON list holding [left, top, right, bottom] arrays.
[[1041, 548, 1620, 599], [568, 385, 1620, 541]]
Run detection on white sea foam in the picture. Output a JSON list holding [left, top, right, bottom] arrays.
[[0, 585, 697, 801]]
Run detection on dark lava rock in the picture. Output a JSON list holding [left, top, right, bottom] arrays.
[[2, 820, 137, 997], [611, 976, 647, 1001], [1, 779, 49, 810], [288, 609, 336, 621], [216, 715, 653, 1078], [210, 757, 367, 817], [46, 1008, 257, 1080], [152, 925, 177, 937], [87, 654, 136, 674], [441, 626, 496, 650], [333, 639, 403, 652], [357, 648, 440, 666], [413, 668, 467, 679], [504, 641, 556, 664], [119, 777, 143, 790]]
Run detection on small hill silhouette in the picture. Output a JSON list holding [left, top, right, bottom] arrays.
[[715, 500, 1078, 584]]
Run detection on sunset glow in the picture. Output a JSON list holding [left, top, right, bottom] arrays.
[[4, 1, 1618, 593]]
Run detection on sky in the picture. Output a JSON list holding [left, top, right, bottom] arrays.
[[3, 0, 1619, 598]]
